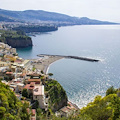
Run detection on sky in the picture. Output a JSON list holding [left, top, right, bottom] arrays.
[[0, 0, 120, 22]]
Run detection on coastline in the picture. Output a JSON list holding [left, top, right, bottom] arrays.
[[31, 56, 64, 74], [31, 53, 99, 74]]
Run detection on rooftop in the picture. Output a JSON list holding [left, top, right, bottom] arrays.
[[27, 73, 41, 77], [33, 85, 44, 96], [28, 79, 41, 82], [67, 101, 79, 110], [22, 60, 29, 65], [17, 83, 24, 86], [6, 72, 13, 74], [24, 84, 35, 90]]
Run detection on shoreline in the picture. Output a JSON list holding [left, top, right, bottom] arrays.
[[45, 57, 64, 74], [31, 56, 64, 74], [29, 56, 80, 109], [31, 53, 99, 74]]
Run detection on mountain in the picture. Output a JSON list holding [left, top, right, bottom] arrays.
[[0, 9, 117, 25], [0, 14, 16, 22]]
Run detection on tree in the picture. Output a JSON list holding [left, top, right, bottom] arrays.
[[80, 95, 113, 120], [22, 89, 28, 98], [106, 86, 117, 96], [20, 102, 30, 120], [16, 30, 25, 35], [32, 66, 36, 72], [110, 95, 120, 120], [0, 81, 31, 119], [48, 73, 53, 77], [0, 107, 6, 118], [41, 70, 44, 74]]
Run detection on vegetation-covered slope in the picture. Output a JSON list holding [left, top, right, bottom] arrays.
[[45, 79, 68, 112], [75, 86, 120, 120], [0, 82, 30, 120], [0, 30, 32, 48], [12, 25, 58, 33], [0, 15, 16, 22]]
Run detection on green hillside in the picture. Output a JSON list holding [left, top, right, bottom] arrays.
[[0, 82, 30, 120]]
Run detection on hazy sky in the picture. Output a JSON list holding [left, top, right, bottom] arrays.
[[0, 0, 120, 22]]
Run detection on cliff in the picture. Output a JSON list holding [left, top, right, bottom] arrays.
[[45, 79, 68, 112], [0, 30, 33, 48], [5, 36, 33, 48]]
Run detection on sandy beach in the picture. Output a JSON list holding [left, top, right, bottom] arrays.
[[31, 56, 64, 74]]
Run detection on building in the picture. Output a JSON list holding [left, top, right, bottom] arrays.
[[10, 48, 16, 54], [0, 42, 5, 49], [24, 82, 35, 95], [22, 60, 31, 69], [33, 85, 47, 109], [9, 83, 17, 91], [4, 54, 18, 62], [26, 79, 41, 84], [15, 83, 24, 93], [56, 101, 79, 117], [0, 61, 9, 67], [0, 66, 9, 72], [59, 106, 73, 117]]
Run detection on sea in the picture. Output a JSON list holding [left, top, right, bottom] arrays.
[[17, 25, 120, 108]]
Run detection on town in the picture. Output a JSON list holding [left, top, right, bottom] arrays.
[[0, 42, 79, 120]]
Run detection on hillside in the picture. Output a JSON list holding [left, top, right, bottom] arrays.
[[44, 79, 68, 112], [0, 9, 117, 26], [0, 82, 30, 120], [0, 14, 16, 22]]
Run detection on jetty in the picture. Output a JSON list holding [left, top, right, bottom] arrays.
[[37, 54, 99, 62]]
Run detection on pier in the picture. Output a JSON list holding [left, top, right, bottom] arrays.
[[37, 54, 99, 62]]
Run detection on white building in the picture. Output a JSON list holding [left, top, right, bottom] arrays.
[[33, 85, 47, 109], [15, 83, 24, 93]]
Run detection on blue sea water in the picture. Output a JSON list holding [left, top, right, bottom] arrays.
[[17, 25, 120, 108]]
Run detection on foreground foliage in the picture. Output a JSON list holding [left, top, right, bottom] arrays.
[[0, 82, 30, 120], [80, 87, 120, 120], [1, 79, 120, 120]]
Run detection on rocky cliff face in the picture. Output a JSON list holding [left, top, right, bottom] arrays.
[[6, 37, 33, 48], [0, 30, 33, 48]]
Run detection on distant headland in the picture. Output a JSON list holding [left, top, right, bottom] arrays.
[[0, 8, 118, 26]]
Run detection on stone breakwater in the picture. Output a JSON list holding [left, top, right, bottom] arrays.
[[31, 54, 99, 75], [37, 54, 99, 62]]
